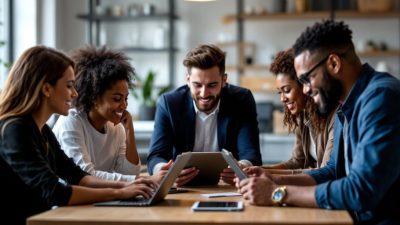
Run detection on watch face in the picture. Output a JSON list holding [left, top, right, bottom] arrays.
[[272, 189, 284, 202]]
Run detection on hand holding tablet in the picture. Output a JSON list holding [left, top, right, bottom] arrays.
[[221, 149, 249, 180]]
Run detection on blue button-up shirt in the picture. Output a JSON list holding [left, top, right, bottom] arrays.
[[308, 64, 400, 224]]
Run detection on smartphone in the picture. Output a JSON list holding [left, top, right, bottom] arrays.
[[191, 201, 244, 212], [168, 187, 188, 194], [221, 149, 248, 180]]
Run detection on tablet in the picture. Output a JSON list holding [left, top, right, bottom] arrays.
[[182, 152, 228, 186], [221, 149, 248, 180], [191, 201, 244, 212]]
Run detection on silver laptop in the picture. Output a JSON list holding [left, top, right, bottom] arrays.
[[94, 153, 191, 207]]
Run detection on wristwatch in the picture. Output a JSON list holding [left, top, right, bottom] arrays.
[[271, 186, 287, 206]]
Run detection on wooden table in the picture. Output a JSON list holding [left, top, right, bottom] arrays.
[[27, 185, 353, 225]]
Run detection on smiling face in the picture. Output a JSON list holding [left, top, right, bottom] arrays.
[[90, 80, 129, 127], [186, 66, 227, 114], [275, 73, 306, 115], [294, 51, 341, 115], [47, 66, 78, 116]]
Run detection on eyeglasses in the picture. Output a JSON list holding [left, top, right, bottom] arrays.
[[297, 54, 330, 86]]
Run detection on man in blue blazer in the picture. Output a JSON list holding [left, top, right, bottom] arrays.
[[147, 44, 262, 186]]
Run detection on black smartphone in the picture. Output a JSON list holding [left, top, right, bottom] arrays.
[[191, 201, 244, 211]]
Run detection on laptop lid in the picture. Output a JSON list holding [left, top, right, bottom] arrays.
[[94, 153, 191, 207]]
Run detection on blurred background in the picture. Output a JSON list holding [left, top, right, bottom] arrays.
[[1, 0, 399, 163]]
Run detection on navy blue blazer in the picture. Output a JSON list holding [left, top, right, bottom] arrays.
[[147, 84, 262, 174]]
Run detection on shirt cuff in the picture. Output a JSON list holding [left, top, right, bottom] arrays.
[[238, 159, 253, 167], [119, 175, 136, 182], [315, 181, 333, 210], [153, 162, 168, 175]]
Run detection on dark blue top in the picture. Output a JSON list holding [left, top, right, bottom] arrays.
[[308, 64, 400, 224], [147, 84, 262, 174], [0, 116, 88, 225]]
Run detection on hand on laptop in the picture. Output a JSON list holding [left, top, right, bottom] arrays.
[[175, 167, 199, 187], [119, 177, 158, 199]]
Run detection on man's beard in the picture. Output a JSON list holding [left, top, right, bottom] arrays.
[[317, 70, 342, 115], [193, 94, 220, 113]]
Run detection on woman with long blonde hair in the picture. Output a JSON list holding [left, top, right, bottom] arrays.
[[0, 46, 157, 225]]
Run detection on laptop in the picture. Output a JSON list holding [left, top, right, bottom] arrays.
[[94, 153, 191, 207]]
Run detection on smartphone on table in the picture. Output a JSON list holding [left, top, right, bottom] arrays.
[[191, 201, 244, 212]]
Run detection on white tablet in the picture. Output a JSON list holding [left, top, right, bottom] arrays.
[[191, 201, 244, 212]]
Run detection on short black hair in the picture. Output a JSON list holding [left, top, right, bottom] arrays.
[[292, 20, 354, 57], [71, 46, 135, 113]]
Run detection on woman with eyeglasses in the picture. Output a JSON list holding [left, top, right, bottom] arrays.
[[263, 49, 337, 174]]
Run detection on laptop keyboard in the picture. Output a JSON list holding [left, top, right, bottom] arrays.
[[118, 196, 150, 206]]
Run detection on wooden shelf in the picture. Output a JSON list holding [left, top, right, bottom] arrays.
[[240, 75, 276, 92], [223, 11, 400, 23], [358, 50, 400, 57]]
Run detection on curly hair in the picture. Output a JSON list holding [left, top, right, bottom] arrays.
[[293, 20, 354, 57], [70, 46, 135, 113], [270, 49, 325, 133]]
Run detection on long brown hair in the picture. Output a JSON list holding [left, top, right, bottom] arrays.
[[0, 45, 74, 120], [270, 49, 325, 133]]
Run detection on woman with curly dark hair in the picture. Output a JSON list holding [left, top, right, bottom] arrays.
[[263, 48, 336, 174], [0, 46, 157, 224], [53, 46, 166, 183]]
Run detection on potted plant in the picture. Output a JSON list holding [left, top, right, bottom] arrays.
[[132, 70, 170, 120]]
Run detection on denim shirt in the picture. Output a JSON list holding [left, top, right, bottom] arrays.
[[307, 64, 400, 224]]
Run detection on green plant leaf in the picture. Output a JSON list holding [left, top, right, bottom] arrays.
[[142, 70, 155, 106], [130, 70, 170, 107]]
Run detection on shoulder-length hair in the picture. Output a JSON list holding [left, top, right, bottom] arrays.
[[0, 45, 74, 120]]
